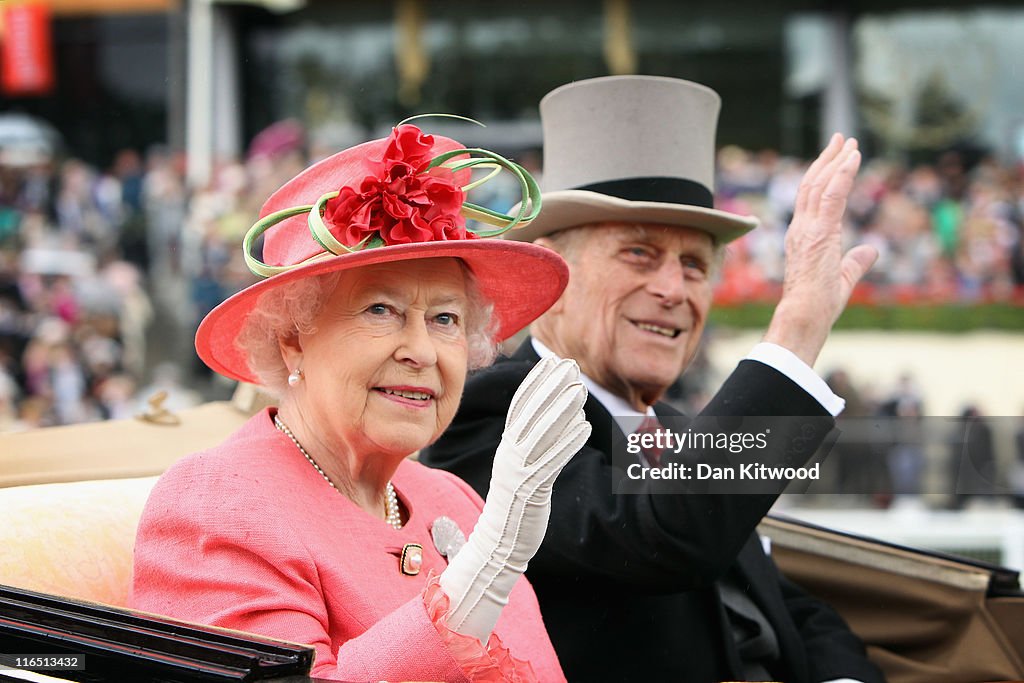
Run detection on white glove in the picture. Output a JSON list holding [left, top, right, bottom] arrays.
[[439, 356, 591, 643]]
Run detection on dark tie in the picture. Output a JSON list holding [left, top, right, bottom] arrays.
[[719, 576, 781, 681], [635, 415, 665, 467]]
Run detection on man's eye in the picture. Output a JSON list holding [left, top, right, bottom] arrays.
[[622, 246, 656, 262], [367, 304, 389, 315], [683, 259, 708, 274]]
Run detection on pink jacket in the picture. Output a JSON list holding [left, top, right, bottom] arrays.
[[131, 409, 565, 682]]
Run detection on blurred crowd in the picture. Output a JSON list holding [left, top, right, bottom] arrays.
[[1, 146, 198, 432], [2, 124, 1023, 437], [820, 369, 1024, 509], [716, 147, 1024, 305]]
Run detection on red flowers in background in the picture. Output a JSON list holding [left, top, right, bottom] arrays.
[[322, 124, 472, 247]]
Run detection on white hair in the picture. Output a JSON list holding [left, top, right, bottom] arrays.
[[235, 261, 498, 396]]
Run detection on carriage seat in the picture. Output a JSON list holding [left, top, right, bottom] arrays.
[[0, 476, 158, 607]]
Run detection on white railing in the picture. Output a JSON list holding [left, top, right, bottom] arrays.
[[774, 504, 1024, 571]]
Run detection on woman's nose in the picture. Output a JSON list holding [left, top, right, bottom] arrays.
[[394, 316, 438, 367]]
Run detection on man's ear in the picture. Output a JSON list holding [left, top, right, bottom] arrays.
[[534, 236, 556, 252], [278, 333, 303, 375], [531, 237, 568, 316]]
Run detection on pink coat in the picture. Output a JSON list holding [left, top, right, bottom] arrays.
[[131, 409, 565, 682]]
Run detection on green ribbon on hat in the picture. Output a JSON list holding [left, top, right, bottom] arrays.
[[242, 116, 542, 279]]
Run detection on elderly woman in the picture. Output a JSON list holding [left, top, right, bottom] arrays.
[[130, 123, 590, 682]]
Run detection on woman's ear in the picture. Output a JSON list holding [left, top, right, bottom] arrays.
[[278, 333, 303, 375]]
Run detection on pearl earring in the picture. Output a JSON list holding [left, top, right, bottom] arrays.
[[287, 368, 304, 386]]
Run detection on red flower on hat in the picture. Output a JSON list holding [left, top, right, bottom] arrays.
[[322, 124, 473, 247]]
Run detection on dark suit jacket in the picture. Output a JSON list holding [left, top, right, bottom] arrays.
[[421, 340, 884, 683]]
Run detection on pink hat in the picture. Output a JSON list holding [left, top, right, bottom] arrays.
[[196, 122, 567, 384]]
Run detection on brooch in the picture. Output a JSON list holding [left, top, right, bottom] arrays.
[[399, 543, 423, 576], [431, 516, 466, 561]]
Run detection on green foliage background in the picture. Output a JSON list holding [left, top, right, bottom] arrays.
[[709, 303, 1024, 331]]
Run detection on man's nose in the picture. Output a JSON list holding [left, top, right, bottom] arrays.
[[646, 259, 686, 307]]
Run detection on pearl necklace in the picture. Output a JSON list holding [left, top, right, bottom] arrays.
[[274, 414, 402, 530]]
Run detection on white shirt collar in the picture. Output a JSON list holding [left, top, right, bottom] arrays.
[[530, 338, 656, 430]]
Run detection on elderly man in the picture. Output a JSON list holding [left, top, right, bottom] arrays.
[[422, 76, 885, 683]]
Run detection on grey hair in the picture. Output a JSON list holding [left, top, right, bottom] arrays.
[[235, 261, 499, 396]]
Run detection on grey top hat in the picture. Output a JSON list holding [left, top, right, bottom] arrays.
[[508, 75, 758, 244]]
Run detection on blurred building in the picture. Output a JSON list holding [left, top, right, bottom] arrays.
[[187, 0, 1024, 185], [4, 1, 1024, 181], [0, 0, 176, 167]]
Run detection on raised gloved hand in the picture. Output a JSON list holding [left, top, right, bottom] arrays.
[[439, 356, 591, 643]]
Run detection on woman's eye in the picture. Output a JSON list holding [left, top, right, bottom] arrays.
[[367, 303, 389, 315], [435, 312, 459, 326]]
